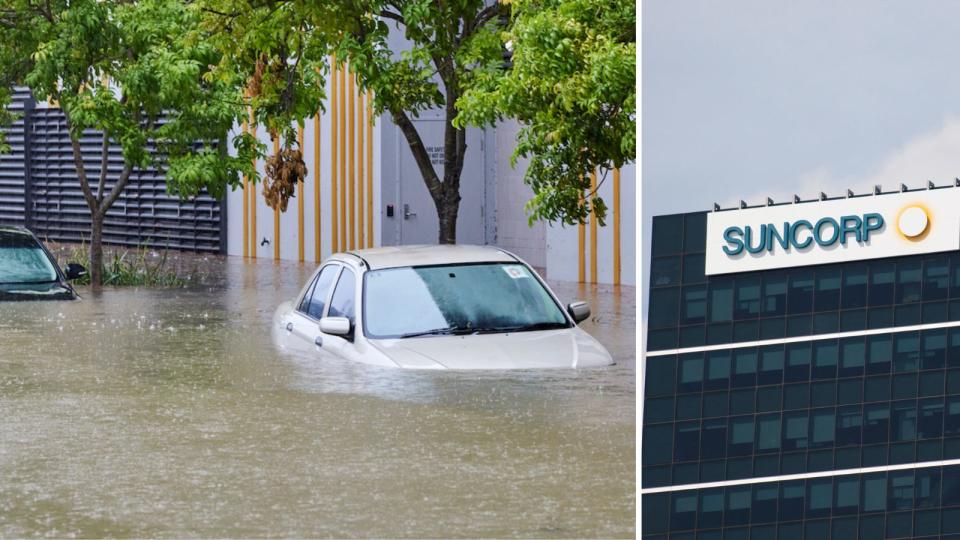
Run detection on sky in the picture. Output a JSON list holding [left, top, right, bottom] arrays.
[[642, 1, 960, 335]]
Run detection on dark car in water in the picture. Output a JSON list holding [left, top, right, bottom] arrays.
[[0, 227, 86, 301]]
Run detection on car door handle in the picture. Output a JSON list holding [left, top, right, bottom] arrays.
[[314, 336, 323, 347], [286, 322, 293, 332]]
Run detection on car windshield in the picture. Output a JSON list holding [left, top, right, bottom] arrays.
[[363, 263, 569, 338], [0, 232, 57, 284]]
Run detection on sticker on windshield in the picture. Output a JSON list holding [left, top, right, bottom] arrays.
[[503, 265, 530, 279]]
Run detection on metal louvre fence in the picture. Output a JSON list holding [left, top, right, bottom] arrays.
[[0, 89, 226, 253]]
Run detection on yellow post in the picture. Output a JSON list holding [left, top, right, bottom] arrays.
[[330, 58, 339, 253], [249, 109, 257, 259], [313, 111, 321, 263], [366, 90, 374, 248], [297, 123, 305, 263], [613, 168, 621, 286], [589, 170, 598, 284], [273, 136, 281, 261], [242, 118, 249, 258], [357, 90, 365, 249], [348, 69, 356, 250], [339, 63, 347, 251]]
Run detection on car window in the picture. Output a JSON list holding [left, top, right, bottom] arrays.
[[0, 231, 57, 284], [327, 268, 356, 323], [299, 265, 339, 319]]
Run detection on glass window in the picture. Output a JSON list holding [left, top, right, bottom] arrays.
[[677, 353, 704, 393], [673, 422, 700, 462], [787, 270, 814, 314], [842, 264, 868, 309], [922, 329, 946, 370], [761, 273, 787, 316], [680, 285, 706, 324], [731, 349, 757, 388], [807, 477, 833, 518], [836, 405, 862, 446], [785, 343, 811, 382], [758, 346, 784, 385], [916, 468, 942, 508], [650, 256, 681, 288], [949, 329, 960, 368], [863, 403, 890, 444], [645, 355, 676, 397], [708, 279, 733, 322], [652, 214, 683, 256], [643, 424, 673, 465], [862, 473, 887, 512], [946, 397, 960, 436], [683, 212, 706, 252], [752, 485, 778, 524], [870, 262, 895, 306], [924, 257, 950, 301], [779, 481, 805, 521], [891, 400, 917, 441], [682, 253, 705, 284], [328, 268, 356, 323], [299, 265, 340, 319], [814, 268, 841, 312], [812, 341, 838, 380], [894, 333, 920, 372], [867, 334, 893, 374], [897, 260, 923, 304], [810, 408, 836, 448], [698, 488, 724, 529], [834, 476, 860, 515], [782, 411, 808, 451], [952, 255, 960, 298], [839, 337, 865, 377], [0, 231, 58, 284], [669, 492, 697, 530], [943, 465, 960, 505], [725, 486, 751, 526], [728, 416, 755, 456], [700, 418, 727, 460], [705, 351, 730, 390], [734, 276, 761, 319], [918, 398, 944, 440], [888, 471, 915, 510], [756, 413, 781, 453]]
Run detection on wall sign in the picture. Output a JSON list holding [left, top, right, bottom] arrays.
[[705, 189, 960, 275]]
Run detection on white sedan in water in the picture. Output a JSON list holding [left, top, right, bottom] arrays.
[[272, 245, 613, 369]]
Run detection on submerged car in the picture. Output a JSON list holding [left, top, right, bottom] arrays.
[[0, 227, 86, 301], [273, 245, 613, 369]]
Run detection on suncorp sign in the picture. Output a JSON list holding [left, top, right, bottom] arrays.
[[705, 189, 960, 275]]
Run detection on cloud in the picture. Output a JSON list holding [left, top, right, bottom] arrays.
[[741, 117, 960, 205]]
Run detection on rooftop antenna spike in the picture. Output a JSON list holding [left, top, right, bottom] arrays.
[[820, 192, 828, 201], [713, 202, 720, 211], [874, 185, 882, 195], [794, 194, 801, 203], [767, 197, 774, 206], [847, 189, 854, 198], [740, 200, 747, 209], [901, 183, 908, 192], [929, 180, 936, 189]]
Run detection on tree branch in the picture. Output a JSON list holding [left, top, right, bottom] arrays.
[[392, 109, 442, 202], [96, 132, 109, 202], [63, 114, 98, 212]]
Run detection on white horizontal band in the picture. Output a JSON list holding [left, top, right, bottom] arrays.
[[641, 458, 960, 494], [645, 319, 960, 358]]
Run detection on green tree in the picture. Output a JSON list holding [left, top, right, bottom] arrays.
[[201, 0, 508, 243], [0, 0, 258, 286], [456, 0, 636, 226]]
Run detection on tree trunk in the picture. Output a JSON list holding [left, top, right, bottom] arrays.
[[89, 213, 104, 289], [437, 195, 459, 244]]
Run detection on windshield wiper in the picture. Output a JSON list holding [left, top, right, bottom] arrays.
[[398, 325, 475, 338], [474, 322, 570, 334]]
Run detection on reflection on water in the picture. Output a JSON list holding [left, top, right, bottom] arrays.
[[0, 257, 635, 538]]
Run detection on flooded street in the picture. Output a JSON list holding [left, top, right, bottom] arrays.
[[0, 256, 635, 538]]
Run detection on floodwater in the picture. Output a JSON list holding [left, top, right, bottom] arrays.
[[0, 256, 635, 538]]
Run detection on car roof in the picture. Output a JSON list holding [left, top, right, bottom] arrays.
[[337, 244, 519, 270]]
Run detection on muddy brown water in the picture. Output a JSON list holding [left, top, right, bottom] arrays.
[[0, 256, 635, 538]]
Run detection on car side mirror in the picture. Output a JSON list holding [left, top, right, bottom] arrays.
[[567, 301, 590, 324], [65, 263, 87, 281], [319, 316, 352, 336]]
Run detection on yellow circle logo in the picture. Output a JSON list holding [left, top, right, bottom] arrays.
[[897, 205, 930, 240]]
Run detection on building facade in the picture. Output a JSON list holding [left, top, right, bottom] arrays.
[[643, 186, 960, 538]]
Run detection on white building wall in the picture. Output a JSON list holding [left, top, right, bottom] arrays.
[[491, 120, 547, 269]]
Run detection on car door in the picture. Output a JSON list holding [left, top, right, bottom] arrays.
[[319, 266, 359, 361], [287, 263, 340, 353]]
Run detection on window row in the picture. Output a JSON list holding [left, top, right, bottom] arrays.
[[644, 373, 960, 425], [650, 255, 960, 328], [645, 329, 960, 397], [651, 212, 707, 257], [642, 465, 960, 535], [644, 399, 960, 466]]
